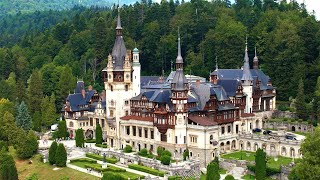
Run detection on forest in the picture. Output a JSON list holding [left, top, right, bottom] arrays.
[[0, 0, 137, 17], [0, 0, 320, 117]]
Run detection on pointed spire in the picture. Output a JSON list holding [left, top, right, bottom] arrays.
[[176, 27, 183, 65], [116, 3, 122, 36], [215, 56, 218, 71], [253, 46, 259, 70], [241, 35, 253, 82]]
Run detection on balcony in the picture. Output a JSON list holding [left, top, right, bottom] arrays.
[[154, 123, 174, 134]]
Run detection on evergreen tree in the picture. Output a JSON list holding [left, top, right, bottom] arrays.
[[55, 143, 67, 167], [16, 79, 27, 103], [75, 129, 84, 147], [57, 66, 75, 111], [32, 111, 42, 132], [255, 148, 266, 180], [206, 161, 220, 180], [15, 130, 38, 159], [16, 101, 32, 131], [57, 120, 67, 139], [0, 111, 17, 143], [6, 72, 17, 102], [49, 141, 58, 165], [296, 78, 307, 120], [28, 69, 43, 114], [0, 148, 18, 180], [41, 95, 57, 127], [95, 123, 103, 144]]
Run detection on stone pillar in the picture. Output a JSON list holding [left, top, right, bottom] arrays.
[[142, 127, 145, 138], [130, 126, 133, 136]]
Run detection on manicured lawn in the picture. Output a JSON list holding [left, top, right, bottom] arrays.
[[71, 158, 144, 179], [222, 151, 294, 169], [221, 151, 256, 161], [267, 156, 293, 169], [199, 168, 227, 180], [9, 148, 99, 180], [70, 158, 97, 168]]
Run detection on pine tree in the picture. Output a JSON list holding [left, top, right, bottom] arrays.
[[49, 141, 58, 165], [41, 95, 57, 127], [28, 69, 43, 114], [57, 66, 75, 112], [75, 129, 84, 148], [255, 148, 266, 180], [57, 120, 67, 139], [55, 143, 67, 167], [16, 101, 32, 131], [206, 161, 220, 180], [296, 78, 307, 120], [0, 148, 18, 180], [95, 123, 103, 144], [32, 111, 42, 132]]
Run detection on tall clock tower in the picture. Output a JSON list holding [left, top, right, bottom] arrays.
[[102, 7, 140, 148], [171, 34, 189, 145]]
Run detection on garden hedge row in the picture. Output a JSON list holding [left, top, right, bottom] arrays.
[[95, 144, 108, 148], [247, 164, 281, 176], [70, 158, 97, 163], [128, 164, 165, 177], [85, 153, 118, 164], [102, 171, 144, 180], [85, 164, 126, 173], [85, 139, 96, 143]]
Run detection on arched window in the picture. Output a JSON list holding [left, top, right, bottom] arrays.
[[210, 135, 213, 144], [69, 121, 74, 127], [110, 110, 114, 117]]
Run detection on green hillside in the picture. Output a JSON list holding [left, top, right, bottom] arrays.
[[0, 0, 138, 17]]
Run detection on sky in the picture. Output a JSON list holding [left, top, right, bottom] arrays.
[[152, 0, 320, 20]]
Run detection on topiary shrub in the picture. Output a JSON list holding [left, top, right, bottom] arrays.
[[138, 148, 148, 157], [157, 146, 164, 156], [161, 150, 172, 157], [183, 149, 189, 161], [123, 145, 132, 153], [49, 141, 58, 165], [160, 155, 171, 165], [55, 144, 67, 167], [224, 175, 235, 180]]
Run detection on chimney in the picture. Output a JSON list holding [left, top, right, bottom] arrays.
[[100, 90, 106, 101], [88, 85, 93, 91], [81, 89, 85, 98]]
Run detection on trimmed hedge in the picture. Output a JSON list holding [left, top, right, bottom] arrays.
[[123, 145, 132, 153], [168, 175, 182, 180], [70, 158, 97, 163], [95, 144, 108, 148], [102, 171, 144, 180], [85, 139, 96, 143], [85, 164, 126, 173], [247, 164, 281, 176], [128, 164, 165, 177], [85, 153, 118, 164]]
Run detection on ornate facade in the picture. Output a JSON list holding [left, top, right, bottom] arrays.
[[63, 9, 302, 169]]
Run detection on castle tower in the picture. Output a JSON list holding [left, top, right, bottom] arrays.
[[171, 33, 188, 145], [132, 47, 141, 96], [103, 6, 136, 148], [241, 37, 253, 114]]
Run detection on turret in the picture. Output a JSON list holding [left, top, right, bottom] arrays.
[[132, 47, 141, 96], [241, 37, 253, 85]]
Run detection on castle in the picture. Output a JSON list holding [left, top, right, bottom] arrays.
[[63, 9, 303, 168]]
